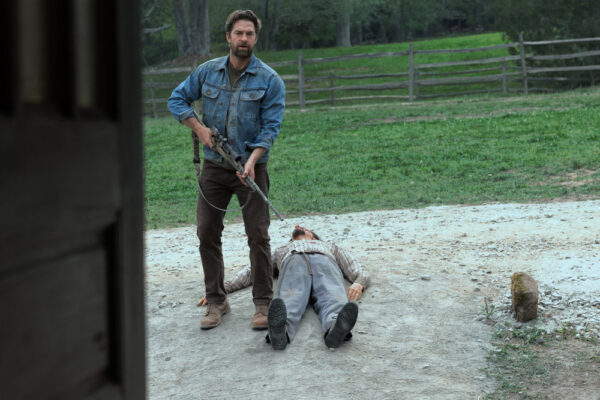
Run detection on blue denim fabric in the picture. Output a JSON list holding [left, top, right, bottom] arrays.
[[168, 55, 286, 164]]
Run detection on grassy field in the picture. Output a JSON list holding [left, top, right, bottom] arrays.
[[145, 86, 600, 229]]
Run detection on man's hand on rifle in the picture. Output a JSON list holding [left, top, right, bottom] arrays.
[[195, 126, 214, 147], [236, 147, 266, 186], [182, 117, 214, 147]]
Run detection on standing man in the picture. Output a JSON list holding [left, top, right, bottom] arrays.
[[168, 10, 286, 330]]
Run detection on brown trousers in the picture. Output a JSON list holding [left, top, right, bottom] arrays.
[[196, 160, 273, 305]]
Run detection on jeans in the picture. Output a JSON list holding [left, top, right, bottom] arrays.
[[276, 253, 348, 341], [196, 160, 273, 306]]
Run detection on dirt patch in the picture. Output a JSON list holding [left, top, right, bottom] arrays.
[[533, 168, 600, 189], [145, 200, 600, 399]]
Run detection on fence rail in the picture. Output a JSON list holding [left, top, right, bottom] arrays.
[[143, 35, 600, 116]]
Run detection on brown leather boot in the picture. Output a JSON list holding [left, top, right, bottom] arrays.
[[252, 304, 269, 330], [201, 300, 230, 330]]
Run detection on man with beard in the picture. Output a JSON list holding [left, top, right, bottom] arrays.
[[168, 10, 286, 331]]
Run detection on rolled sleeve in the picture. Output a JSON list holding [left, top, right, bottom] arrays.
[[167, 67, 203, 123], [249, 75, 285, 150]]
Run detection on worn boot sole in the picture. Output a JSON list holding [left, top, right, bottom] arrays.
[[268, 298, 288, 350], [325, 302, 358, 349], [200, 303, 230, 330]]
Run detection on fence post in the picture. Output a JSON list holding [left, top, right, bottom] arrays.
[[518, 34, 528, 94], [149, 78, 158, 118], [501, 61, 507, 94], [329, 73, 335, 106], [298, 52, 305, 109], [414, 70, 419, 99], [408, 43, 415, 102]]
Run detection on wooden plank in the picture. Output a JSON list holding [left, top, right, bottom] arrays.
[[306, 72, 408, 81], [143, 81, 181, 89], [144, 98, 169, 104], [0, 249, 109, 399], [0, 120, 120, 272], [298, 52, 305, 109], [502, 61, 507, 93], [415, 43, 517, 54], [417, 55, 521, 69], [519, 34, 529, 94], [266, 60, 297, 67], [329, 73, 335, 106], [523, 37, 600, 46], [286, 95, 409, 106], [417, 72, 520, 86], [303, 51, 409, 65], [409, 43, 414, 102], [418, 66, 502, 77], [529, 49, 600, 61], [528, 65, 600, 74], [418, 89, 502, 98], [526, 76, 587, 82], [84, 384, 123, 400], [304, 81, 409, 93], [115, 2, 147, 398], [143, 66, 192, 75]]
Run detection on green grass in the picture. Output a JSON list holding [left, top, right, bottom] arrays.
[[145, 86, 600, 229]]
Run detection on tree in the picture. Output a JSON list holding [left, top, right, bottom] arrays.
[[491, 0, 600, 88], [172, 0, 211, 57], [142, 0, 178, 65], [172, 0, 191, 56], [259, 0, 281, 51], [336, 11, 351, 47], [190, 0, 210, 56]]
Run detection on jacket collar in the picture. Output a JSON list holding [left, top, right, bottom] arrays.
[[216, 54, 258, 76]]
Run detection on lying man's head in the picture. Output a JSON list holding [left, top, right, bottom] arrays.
[[292, 225, 321, 241]]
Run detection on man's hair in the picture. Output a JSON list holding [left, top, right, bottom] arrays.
[[225, 10, 262, 34], [292, 228, 322, 241]]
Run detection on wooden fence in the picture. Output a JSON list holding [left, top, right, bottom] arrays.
[[143, 35, 600, 117]]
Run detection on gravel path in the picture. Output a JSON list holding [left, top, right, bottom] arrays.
[[145, 200, 600, 399]]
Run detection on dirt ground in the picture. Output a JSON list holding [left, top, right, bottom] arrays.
[[145, 200, 600, 399]]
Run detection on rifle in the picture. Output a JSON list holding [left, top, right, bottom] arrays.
[[191, 111, 284, 221]]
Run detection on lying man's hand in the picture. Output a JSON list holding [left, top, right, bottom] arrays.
[[197, 296, 207, 306], [347, 283, 363, 301]]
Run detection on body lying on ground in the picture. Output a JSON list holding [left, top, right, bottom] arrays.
[[199, 225, 370, 350]]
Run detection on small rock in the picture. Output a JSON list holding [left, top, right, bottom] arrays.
[[421, 275, 431, 281]]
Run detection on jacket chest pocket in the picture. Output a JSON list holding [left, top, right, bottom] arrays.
[[201, 85, 221, 118], [239, 89, 265, 120]]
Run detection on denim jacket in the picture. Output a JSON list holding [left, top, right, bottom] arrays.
[[168, 55, 285, 164]]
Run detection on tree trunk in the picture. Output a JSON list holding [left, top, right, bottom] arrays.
[[395, 9, 405, 42], [259, 0, 281, 51], [336, 12, 351, 47], [190, 0, 210, 56], [173, 0, 191, 56]]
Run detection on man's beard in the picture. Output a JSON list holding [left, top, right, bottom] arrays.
[[231, 44, 253, 59]]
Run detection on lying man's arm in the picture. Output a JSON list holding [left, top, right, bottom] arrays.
[[197, 252, 284, 306], [331, 243, 371, 301], [197, 264, 252, 306]]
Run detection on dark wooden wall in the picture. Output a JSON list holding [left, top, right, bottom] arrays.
[[0, 1, 145, 399]]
